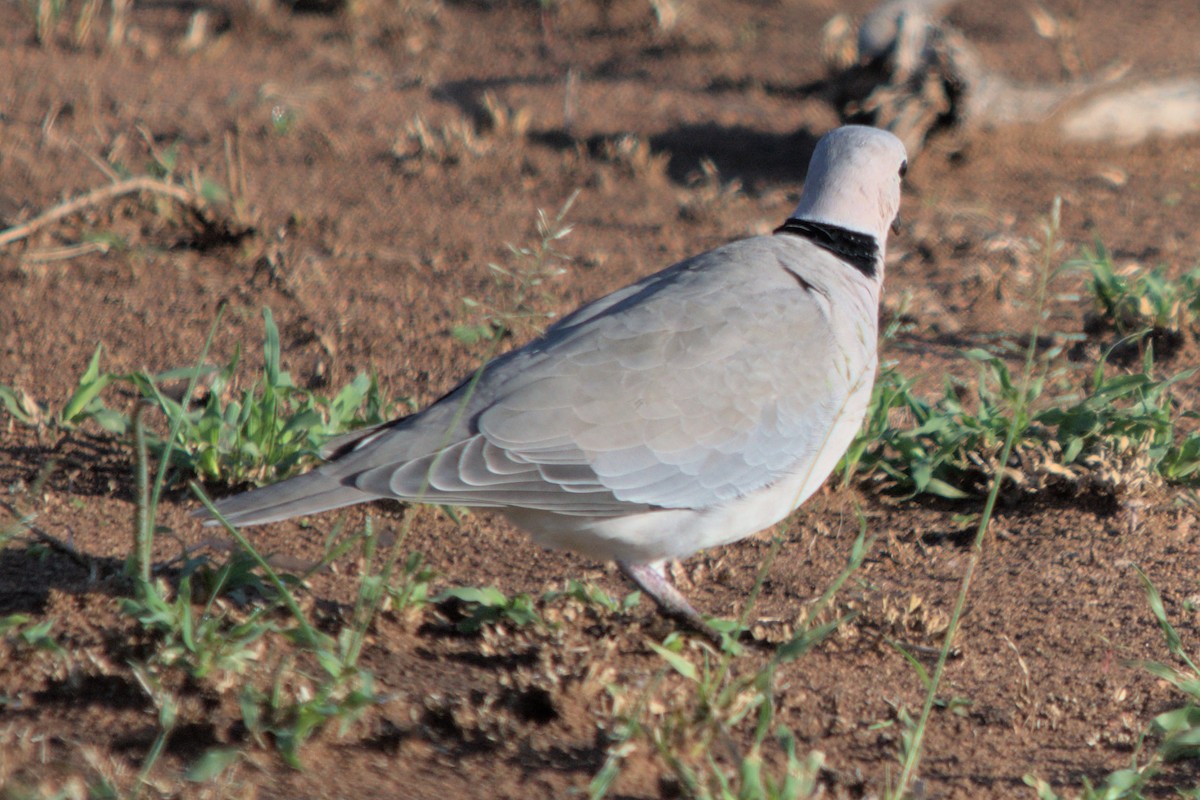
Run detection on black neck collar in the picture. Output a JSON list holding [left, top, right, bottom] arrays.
[[773, 218, 879, 279]]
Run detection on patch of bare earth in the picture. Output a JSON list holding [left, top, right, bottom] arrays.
[[2, 0, 1200, 797]]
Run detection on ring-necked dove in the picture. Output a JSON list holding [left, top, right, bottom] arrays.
[[204, 125, 908, 637]]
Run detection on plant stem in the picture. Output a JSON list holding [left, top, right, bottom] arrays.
[[897, 198, 1062, 794]]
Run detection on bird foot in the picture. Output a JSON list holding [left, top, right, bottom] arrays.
[[617, 560, 724, 645]]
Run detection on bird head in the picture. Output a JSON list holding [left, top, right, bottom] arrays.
[[791, 126, 908, 256]]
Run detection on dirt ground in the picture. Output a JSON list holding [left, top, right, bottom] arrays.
[[3, 0, 1200, 797]]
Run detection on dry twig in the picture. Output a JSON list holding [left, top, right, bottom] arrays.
[[0, 176, 210, 250]]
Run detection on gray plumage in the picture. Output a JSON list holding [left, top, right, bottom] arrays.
[[206, 125, 909, 631]]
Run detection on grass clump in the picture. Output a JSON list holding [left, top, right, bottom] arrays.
[[395, 114, 487, 166], [0, 308, 405, 488], [0, 614, 65, 659], [134, 308, 403, 485], [1079, 240, 1200, 338], [847, 348, 1200, 500], [432, 585, 543, 633]]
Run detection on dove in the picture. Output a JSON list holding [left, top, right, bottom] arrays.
[[204, 125, 908, 637]]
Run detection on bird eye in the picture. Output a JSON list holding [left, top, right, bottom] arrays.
[[898, 160, 908, 178]]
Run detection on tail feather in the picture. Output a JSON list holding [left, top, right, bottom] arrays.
[[204, 468, 378, 527]]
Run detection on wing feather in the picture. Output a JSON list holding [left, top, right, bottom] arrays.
[[300, 236, 874, 518]]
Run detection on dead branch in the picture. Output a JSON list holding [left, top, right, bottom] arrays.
[[0, 175, 210, 250], [825, 0, 1200, 157]]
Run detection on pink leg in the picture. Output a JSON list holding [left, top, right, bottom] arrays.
[[618, 560, 721, 643]]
